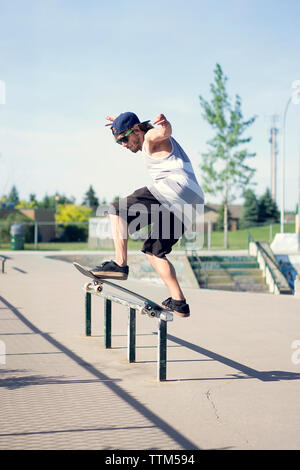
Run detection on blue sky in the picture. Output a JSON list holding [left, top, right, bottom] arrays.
[[0, 0, 299, 210]]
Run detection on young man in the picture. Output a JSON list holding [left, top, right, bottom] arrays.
[[90, 112, 204, 317]]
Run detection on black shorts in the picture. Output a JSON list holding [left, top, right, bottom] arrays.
[[108, 187, 185, 258]]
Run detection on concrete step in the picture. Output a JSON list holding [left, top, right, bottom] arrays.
[[199, 276, 266, 285], [190, 261, 260, 270], [202, 282, 270, 292], [188, 254, 269, 293], [197, 268, 263, 277]]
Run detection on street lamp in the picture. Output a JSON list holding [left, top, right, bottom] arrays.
[[298, 139, 300, 252], [281, 82, 300, 234]]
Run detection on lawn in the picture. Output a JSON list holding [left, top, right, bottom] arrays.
[[0, 223, 296, 251], [209, 223, 295, 249]]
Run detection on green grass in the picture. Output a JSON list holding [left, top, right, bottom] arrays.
[[0, 242, 89, 251], [209, 223, 295, 249], [0, 223, 296, 251]]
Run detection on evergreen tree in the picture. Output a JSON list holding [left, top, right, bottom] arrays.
[[29, 193, 38, 205], [38, 193, 75, 209], [55, 193, 75, 205], [199, 64, 257, 247], [7, 185, 20, 206], [240, 189, 259, 228], [258, 188, 280, 223], [40, 194, 56, 210], [82, 185, 99, 209]]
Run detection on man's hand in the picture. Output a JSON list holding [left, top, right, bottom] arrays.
[[152, 113, 169, 127], [105, 115, 116, 126]]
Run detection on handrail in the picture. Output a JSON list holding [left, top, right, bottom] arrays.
[[248, 232, 280, 292], [191, 249, 208, 288], [247, 232, 291, 294], [83, 283, 171, 381]]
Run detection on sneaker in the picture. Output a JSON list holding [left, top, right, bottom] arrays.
[[162, 297, 190, 318], [90, 260, 129, 280]]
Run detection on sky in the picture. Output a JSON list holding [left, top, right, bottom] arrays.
[[0, 0, 299, 210]]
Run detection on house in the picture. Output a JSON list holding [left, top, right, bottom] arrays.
[[204, 203, 243, 231], [0, 209, 55, 242]]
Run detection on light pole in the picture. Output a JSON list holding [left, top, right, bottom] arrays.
[[280, 96, 292, 233], [298, 135, 300, 252], [281, 82, 300, 234]]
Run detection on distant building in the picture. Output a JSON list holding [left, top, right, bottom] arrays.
[[204, 204, 243, 231], [0, 209, 55, 242]]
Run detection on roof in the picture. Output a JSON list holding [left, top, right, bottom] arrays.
[[205, 203, 243, 220]]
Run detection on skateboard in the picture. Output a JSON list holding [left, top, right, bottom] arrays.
[[73, 262, 173, 321]]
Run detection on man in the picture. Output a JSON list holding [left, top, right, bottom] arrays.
[[90, 112, 204, 317]]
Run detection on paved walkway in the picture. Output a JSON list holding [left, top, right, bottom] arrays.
[[0, 252, 300, 450]]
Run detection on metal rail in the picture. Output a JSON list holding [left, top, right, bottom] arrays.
[[0, 256, 6, 273], [83, 284, 173, 381]]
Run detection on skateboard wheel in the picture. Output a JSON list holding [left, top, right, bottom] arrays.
[[94, 284, 103, 293], [84, 282, 93, 291]]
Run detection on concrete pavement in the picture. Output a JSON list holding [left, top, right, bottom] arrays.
[[0, 251, 300, 450]]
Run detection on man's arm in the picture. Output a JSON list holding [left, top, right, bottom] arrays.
[[145, 114, 172, 154], [145, 113, 172, 145]]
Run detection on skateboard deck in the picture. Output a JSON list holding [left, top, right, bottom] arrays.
[[73, 262, 173, 321]]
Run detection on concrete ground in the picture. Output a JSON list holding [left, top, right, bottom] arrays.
[[0, 251, 300, 450]]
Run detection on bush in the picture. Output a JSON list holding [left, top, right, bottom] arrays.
[[55, 224, 88, 242]]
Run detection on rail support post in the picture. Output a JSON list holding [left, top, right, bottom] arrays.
[[128, 307, 136, 363], [104, 299, 112, 348], [158, 319, 167, 381], [85, 292, 91, 336], [0, 257, 6, 274]]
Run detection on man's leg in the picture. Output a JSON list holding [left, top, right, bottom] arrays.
[[146, 253, 185, 301], [110, 213, 128, 267]]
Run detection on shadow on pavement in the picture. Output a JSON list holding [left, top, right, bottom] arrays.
[[0, 295, 197, 450], [167, 334, 300, 382]]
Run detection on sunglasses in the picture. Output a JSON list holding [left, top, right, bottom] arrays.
[[115, 128, 134, 144]]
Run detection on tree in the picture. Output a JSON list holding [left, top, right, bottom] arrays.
[[216, 203, 232, 231], [54, 193, 75, 205], [55, 204, 92, 223], [39, 194, 56, 210], [258, 188, 280, 223], [7, 185, 20, 206], [15, 200, 37, 209], [29, 194, 39, 207], [199, 64, 257, 247], [55, 204, 93, 242], [82, 185, 99, 210], [38, 193, 75, 210], [240, 189, 259, 228]]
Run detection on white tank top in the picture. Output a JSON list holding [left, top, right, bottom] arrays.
[[142, 136, 204, 227]]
